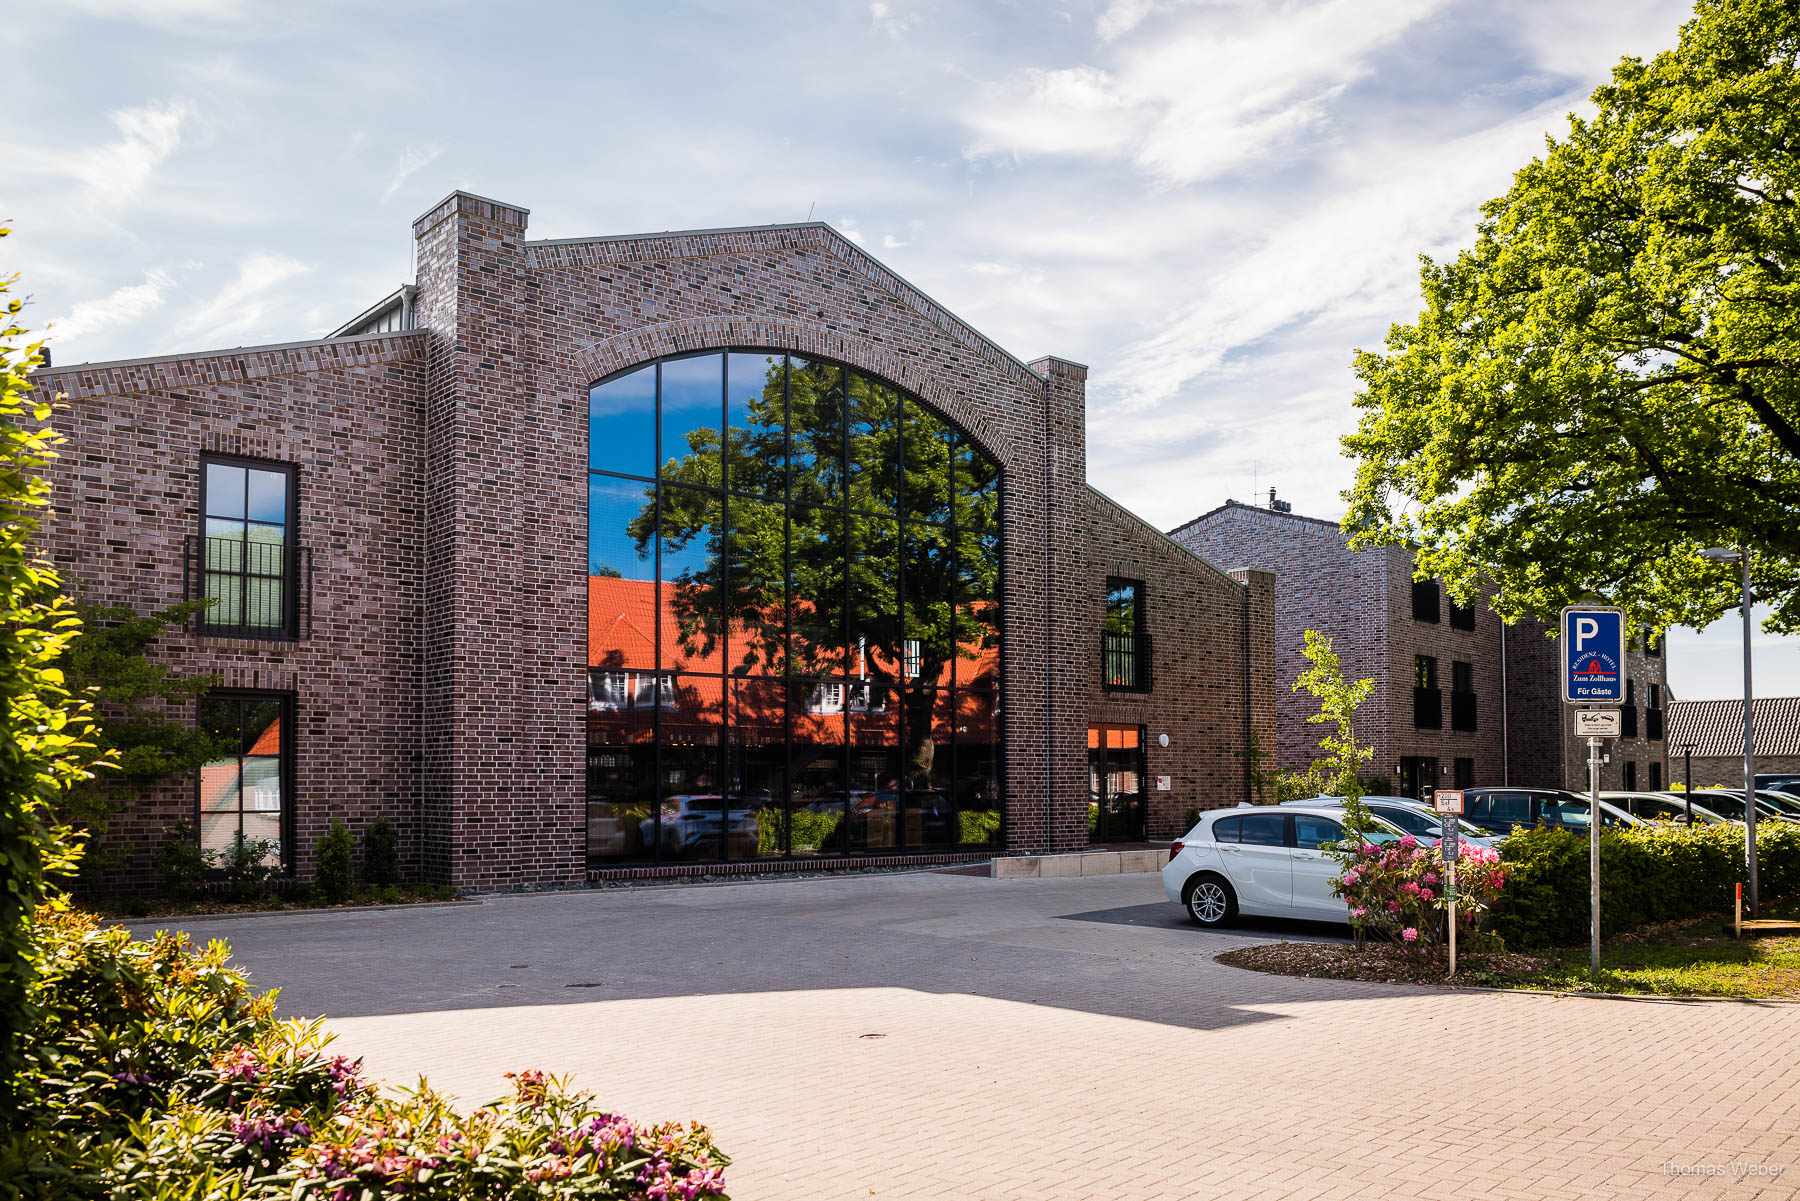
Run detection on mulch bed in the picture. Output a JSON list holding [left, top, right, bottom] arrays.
[[1216, 941, 1552, 988]]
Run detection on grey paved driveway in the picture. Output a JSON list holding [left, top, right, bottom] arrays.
[[148, 871, 1800, 1201]]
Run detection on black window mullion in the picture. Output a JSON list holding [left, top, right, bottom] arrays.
[[652, 362, 664, 863]]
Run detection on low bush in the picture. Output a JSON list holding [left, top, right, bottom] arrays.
[[1490, 822, 1800, 950], [1333, 836, 1506, 954], [151, 822, 208, 900], [312, 820, 355, 904], [361, 816, 400, 888], [3, 906, 729, 1200]]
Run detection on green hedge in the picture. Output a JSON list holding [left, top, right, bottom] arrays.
[[1489, 822, 1800, 949]]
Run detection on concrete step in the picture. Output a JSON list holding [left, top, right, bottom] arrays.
[[990, 848, 1170, 878]]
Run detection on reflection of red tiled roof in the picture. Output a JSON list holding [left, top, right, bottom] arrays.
[[588, 575, 997, 686]]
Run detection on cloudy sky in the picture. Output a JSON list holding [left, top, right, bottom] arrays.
[[2, 0, 1788, 700]]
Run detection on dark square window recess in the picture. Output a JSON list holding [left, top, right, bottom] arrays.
[[1451, 662, 1477, 732], [199, 458, 297, 638], [1448, 594, 1476, 631], [1412, 579, 1441, 623], [1103, 578, 1149, 691]]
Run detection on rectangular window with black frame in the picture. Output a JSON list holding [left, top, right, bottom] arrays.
[[197, 457, 298, 639], [1650, 761, 1662, 789], [1103, 578, 1149, 691], [1647, 682, 1664, 741], [1413, 654, 1441, 729], [1624, 760, 1638, 790], [1450, 660, 1477, 731], [196, 692, 293, 873], [1645, 630, 1662, 658], [1411, 578, 1441, 623], [1448, 593, 1476, 631], [1621, 678, 1639, 738], [1454, 757, 1474, 788]]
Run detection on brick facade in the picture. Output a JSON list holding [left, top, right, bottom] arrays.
[[33, 191, 1271, 889], [1172, 500, 1670, 796]]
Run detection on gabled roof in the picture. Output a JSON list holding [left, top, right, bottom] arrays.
[[1666, 697, 1800, 758]]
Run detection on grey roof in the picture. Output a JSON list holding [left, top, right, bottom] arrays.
[[1665, 697, 1800, 758]]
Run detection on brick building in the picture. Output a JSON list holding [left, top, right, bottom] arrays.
[[1171, 497, 1670, 797], [35, 190, 1274, 891], [1666, 698, 1800, 788]]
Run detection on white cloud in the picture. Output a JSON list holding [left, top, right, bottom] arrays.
[[869, 1, 912, 38], [59, 0, 245, 25], [381, 141, 445, 204], [173, 254, 311, 347], [18, 99, 194, 211], [43, 269, 174, 346], [964, 0, 1446, 184]]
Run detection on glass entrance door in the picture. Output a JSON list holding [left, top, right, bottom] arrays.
[[1088, 724, 1147, 843], [1399, 756, 1439, 803]]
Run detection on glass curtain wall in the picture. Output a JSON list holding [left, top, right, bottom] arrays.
[[587, 350, 1002, 865]]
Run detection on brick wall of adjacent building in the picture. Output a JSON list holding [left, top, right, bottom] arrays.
[[1079, 488, 1276, 837], [33, 335, 428, 890], [1173, 500, 1670, 795], [31, 191, 1274, 888]]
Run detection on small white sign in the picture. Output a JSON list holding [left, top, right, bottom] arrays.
[[1573, 709, 1621, 738], [1433, 789, 1464, 815], [1155, 775, 1171, 791]]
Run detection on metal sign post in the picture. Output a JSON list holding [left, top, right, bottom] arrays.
[[1435, 789, 1464, 977], [1562, 605, 1625, 980]]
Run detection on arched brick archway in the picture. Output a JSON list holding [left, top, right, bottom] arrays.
[[569, 317, 1018, 471]]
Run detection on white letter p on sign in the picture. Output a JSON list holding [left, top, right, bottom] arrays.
[[1576, 617, 1598, 648]]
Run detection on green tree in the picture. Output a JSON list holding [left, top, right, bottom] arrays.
[[0, 231, 105, 1105], [1291, 630, 1375, 822], [60, 600, 224, 880], [1344, 0, 1800, 633], [633, 357, 1000, 783]]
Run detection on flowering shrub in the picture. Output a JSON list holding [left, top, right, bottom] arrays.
[[3, 907, 729, 1200], [1332, 835, 1506, 957]]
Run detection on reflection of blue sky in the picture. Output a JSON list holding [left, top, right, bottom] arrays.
[[660, 353, 722, 461], [660, 491, 722, 584], [588, 475, 655, 579], [589, 365, 655, 479]]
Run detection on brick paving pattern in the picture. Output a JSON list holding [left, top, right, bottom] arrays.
[[147, 872, 1800, 1200]]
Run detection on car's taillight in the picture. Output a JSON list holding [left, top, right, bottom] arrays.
[[1169, 841, 1184, 862]]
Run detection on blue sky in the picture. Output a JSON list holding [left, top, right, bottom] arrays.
[[2, 0, 1788, 700]]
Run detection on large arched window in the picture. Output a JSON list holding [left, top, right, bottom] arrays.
[[586, 350, 1002, 864]]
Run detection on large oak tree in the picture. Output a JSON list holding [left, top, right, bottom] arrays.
[[1344, 0, 1800, 634]]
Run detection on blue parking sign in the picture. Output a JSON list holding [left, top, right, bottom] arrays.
[[1561, 606, 1626, 704]]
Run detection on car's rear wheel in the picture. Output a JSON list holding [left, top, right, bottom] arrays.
[[1184, 873, 1237, 928]]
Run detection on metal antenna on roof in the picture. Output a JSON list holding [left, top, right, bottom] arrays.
[[807, 201, 816, 221]]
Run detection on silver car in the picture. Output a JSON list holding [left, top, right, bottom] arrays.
[[1280, 795, 1499, 847]]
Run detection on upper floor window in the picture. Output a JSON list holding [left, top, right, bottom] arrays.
[[1451, 661, 1476, 731], [1103, 578, 1148, 691], [1411, 579, 1440, 623], [1413, 655, 1441, 728], [1448, 593, 1476, 631], [1644, 630, 1663, 658], [201, 458, 296, 639]]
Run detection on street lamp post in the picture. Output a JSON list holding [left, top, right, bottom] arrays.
[[1701, 546, 1757, 916]]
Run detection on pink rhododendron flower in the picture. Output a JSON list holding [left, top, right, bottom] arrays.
[[1402, 927, 1418, 942]]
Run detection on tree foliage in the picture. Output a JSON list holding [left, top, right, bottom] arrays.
[[1344, 0, 1800, 633], [633, 357, 1000, 779], [60, 600, 223, 873], [0, 229, 106, 1105]]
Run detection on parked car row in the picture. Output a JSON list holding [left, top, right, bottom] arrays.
[[1163, 784, 1800, 929]]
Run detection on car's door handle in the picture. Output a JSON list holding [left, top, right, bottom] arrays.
[[1220, 845, 1240, 853], [1291, 852, 1315, 859]]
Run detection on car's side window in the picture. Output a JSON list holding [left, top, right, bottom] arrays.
[[1373, 805, 1433, 837], [1211, 816, 1241, 843], [1465, 796, 1490, 821], [1239, 813, 1287, 846], [1487, 792, 1531, 825], [1293, 815, 1344, 850]]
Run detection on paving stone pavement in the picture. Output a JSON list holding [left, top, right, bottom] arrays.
[[145, 871, 1800, 1201]]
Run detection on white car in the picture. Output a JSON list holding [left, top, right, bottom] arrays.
[[1161, 803, 1413, 928]]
